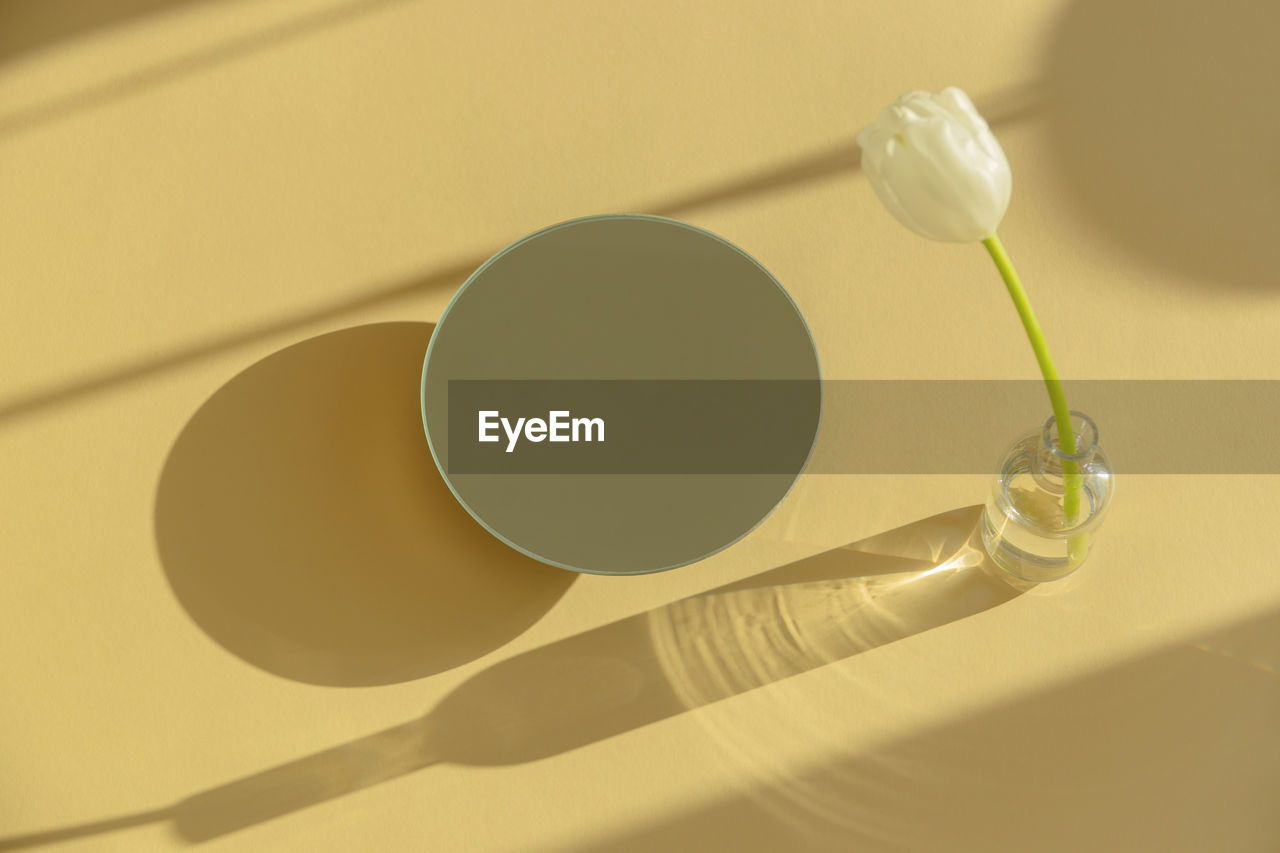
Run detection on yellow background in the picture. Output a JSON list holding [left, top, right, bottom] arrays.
[[3, 1, 1278, 850]]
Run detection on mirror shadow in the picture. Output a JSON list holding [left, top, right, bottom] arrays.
[[567, 608, 1280, 852], [0, 505, 1024, 848], [153, 322, 576, 687], [1044, 0, 1280, 291]]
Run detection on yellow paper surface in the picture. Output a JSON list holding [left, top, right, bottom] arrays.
[[3, 1, 1278, 850]]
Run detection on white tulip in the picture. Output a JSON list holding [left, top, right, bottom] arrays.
[[856, 87, 1012, 243]]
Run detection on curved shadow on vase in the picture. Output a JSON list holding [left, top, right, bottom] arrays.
[[0, 505, 1023, 848], [153, 321, 575, 687], [1044, 0, 1280, 292]]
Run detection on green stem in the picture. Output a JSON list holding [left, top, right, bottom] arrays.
[[981, 232, 1087, 566]]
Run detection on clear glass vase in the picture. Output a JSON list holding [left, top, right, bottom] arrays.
[[981, 410, 1114, 583]]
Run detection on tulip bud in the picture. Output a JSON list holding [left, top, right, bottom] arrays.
[[856, 87, 1012, 243]]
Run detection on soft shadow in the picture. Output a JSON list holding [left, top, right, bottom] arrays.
[[153, 322, 575, 686], [0, 88, 1036, 427], [0, 505, 1021, 848], [0, 259, 481, 425], [0, 0, 207, 64], [567, 610, 1280, 852], [1044, 0, 1280, 291], [0, 0, 416, 137]]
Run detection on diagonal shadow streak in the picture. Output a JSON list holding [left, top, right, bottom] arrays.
[[1, 0, 221, 67], [0, 0, 418, 137], [0, 87, 1038, 427], [0, 505, 1024, 850], [564, 608, 1280, 852]]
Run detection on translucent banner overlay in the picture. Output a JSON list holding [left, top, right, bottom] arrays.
[[447, 379, 821, 475], [447, 380, 1280, 474]]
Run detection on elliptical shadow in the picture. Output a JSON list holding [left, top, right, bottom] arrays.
[[153, 322, 576, 687], [0, 505, 1022, 848]]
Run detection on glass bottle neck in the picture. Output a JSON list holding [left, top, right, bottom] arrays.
[[1031, 410, 1100, 492]]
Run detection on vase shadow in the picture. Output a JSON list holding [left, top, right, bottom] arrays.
[[1, 504, 1023, 848], [153, 321, 576, 687], [1044, 0, 1280, 291], [565, 608, 1280, 852]]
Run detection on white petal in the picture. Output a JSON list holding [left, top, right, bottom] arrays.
[[936, 88, 986, 134], [868, 148, 941, 240], [856, 86, 1012, 242]]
